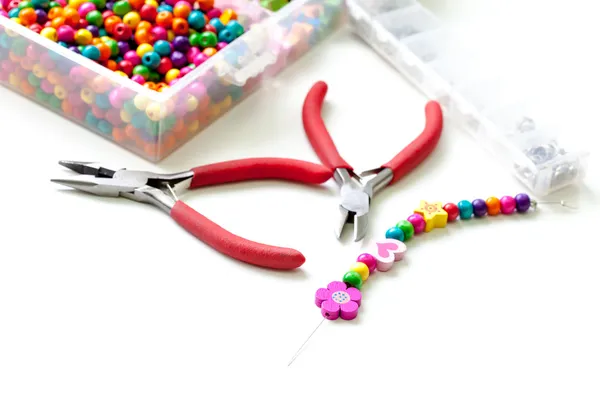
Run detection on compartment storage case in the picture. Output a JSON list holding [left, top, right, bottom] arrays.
[[0, 0, 344, 161], [346, 0, 589, 196]]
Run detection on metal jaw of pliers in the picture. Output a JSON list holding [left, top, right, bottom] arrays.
[[52, 158, 334, 270], [302, 81, 444, 242]]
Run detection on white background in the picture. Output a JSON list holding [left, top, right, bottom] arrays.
[[1, 0, 599, 398]]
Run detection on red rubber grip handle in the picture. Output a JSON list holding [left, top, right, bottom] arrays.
[[381, 101, 444, 185], [170, 201, 305, 270], [302, 81, 352, 172], [189, 158, 333, 188]]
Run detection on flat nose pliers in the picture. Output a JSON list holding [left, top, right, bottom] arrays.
[[51, 158, 333, 270], [302, 81, 444, 241]]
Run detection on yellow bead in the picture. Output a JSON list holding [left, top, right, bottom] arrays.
[[32, 64, 47, 78], [80, 88, 95, 104], [157, 84, 170, 92], [145, 102, 166, 121], [187, 119, 199, 133], [8, 73, 19, 86], [414, 200, 448, 232], [40, 27, 58, 41], [54, 85, 67, 100], [164, 69, 180, 84], [350, 262, 370, 282], [145, 0, 158, 6], [167, 29, 175, 42], [122, 11, 141, 29], [186, 94, 198, 112], [120, 109, 132, 123], [220, 95, 232, 110], [10, 17, 22, 25], [136, 43, 153, 57], [69, 0, 86, 8], [114, 70, 128, 78], [100, 36, 111, 42], [74, 29, 93, 45], [133, 94, 150, 110]]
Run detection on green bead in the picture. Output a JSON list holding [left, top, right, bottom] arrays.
[[145, 120, 160, 136], [27, 73, 41, 87], [48, 1, 60, 7], [105, 39, 119, 57], [132, 64, 150, 79], [457, 200, 473, 220], [48, 95, 62, 109], [199, 31, 217, 48], [164, 115, 177, 130], [396, 220, 414, 240], [35, 88, 50, 102], [189, 32, 202, 47], [112, 0, 132, 16], [343, 271, 362, 289], [30, 0, 49, 8], [17, 1, 33, 9], [90, 0, 106, 9], [86, 10, 104, 27], [148, 70, 160, 82]]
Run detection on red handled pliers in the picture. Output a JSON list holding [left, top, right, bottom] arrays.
[[51, 158, 333, 270], [302, 81, 444, 241]]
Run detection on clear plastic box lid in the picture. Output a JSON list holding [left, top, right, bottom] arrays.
[[346, 0, 591, 196]]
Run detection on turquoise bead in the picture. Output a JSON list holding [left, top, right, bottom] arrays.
[[141, 51, 161, 69], [8, 8, 19, 18], [457, 200, 473, 220], [157, 4, 172, 12], [85, 111, 99, 127], [123, 100, 138, 115], [226, 20, 244, 37], [131, 112, 147, 129], [81, 45, 101, 60], [97, 120, 112, 134], [218, 28, 235, 43], [188, 10, 206, 30], [153, 40, 171, 56], [95, 93, 111, 109], [385, 226, 405, 242]]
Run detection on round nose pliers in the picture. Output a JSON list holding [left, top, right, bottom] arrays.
[[302, 81, 444, 242], [51, 158, 332, 270]]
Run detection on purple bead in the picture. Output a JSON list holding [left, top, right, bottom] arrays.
[[170, 51, 187, 68], [35, 9, 48, 24], [87, 25, 100, 37], [514, 193, 531, 213], [472, 198, 487, 217], [105, 1, 114, 9], [172, 35, 190, 53], [117, 41, 130, 56], [68, 45, 80, 54]]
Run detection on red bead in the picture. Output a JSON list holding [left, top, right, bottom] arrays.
[[29, 23, 43, 33], [443, 203, 459, 221], [77, 18, 87, 29], [203, 24, 216, 34], [112, 22, 132, 40], [118, 60, 133, 76], [156, 57, 172, 74], [140, 4, 157, 21]]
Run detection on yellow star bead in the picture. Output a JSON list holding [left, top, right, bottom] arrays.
[[414, 200, 448, 232]]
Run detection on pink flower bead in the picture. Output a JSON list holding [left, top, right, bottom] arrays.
[[500, 196, 516, 214], [407, 213, 426, 234], [356, 253, 377, 273], [315, 281, 362, 320]]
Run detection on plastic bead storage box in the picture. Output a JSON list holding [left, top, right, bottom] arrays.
[[346, 0, 590, 196], [0, 0, 343, 161]]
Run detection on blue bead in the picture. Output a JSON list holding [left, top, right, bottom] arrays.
[[218, 28, 235, 43], [208, 17, 225, 33], [226, 20, 243, 37], [141, 51, 161, 69], [153, 40, 171, 56], [81, 45, 101, 60], [58, 41, 68, 48], [457, 200, 473, 220], [131, 112, 147, 129], [97, 120, 112, 134], [188, 10, 206, 30], [385, 227, 405, 242], [8, 8, 20, 18], [157, 4, 172, 12], [85, 111, 99, 127], [95, 93, 111, 109]]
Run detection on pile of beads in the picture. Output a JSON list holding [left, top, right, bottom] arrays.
[[314, 193, 535, 321], [0, 0, 245, 91]]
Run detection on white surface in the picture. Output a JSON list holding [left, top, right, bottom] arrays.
[[1, 0, 599, 398]]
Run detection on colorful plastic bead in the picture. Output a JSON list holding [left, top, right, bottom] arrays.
[[342, 270, 363, 290], [395, 220, 414, 240], [407, 213, 425, 234], [443, 202, 459, 221], [471, 198, 487, 217], [315, 281, 361, 321], [500, 196, 516, 214], [457, 200, 473, 220], [485, 197, 501, 216], [372, 238, 406, 272], [385, 226, 405, 242], [356, 253, 377, 273], [514, 193, 531, 213], [350, 262, 370, 282], [414, 201, 448, 232]]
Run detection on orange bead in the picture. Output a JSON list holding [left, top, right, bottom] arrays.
[[20, 80, 35, 96], [218, 8, 236, 24], [104, 59, 118, 71], [129, 0, 144, 10], [143, 81, 157, 90], [18, 8, 37, 25], [172, 3, 190, 18], [47, 7, 64, 19], [202, 47, 217, 57], [125, 125, 139, 140], [112, 127, 127, 142], [196, 0, 213, 11], [155, 11, 172, 28], [51, 16, 66, 29], [136, 20, 152, 32], [104, 15, 122, 34], [91, 37, 103, 44], [63, 7, 80, 26], [485, 197, 501, 216], [144, 142, 157, 157], [46, 70, 60, 85], [91, 75, 111, 93], [61, 99, 73, 114], [171, 17, 188, 35], [96, 43, 111, 61], [134, 28, 152, 44]]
